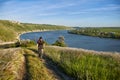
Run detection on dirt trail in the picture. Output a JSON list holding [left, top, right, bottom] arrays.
[[43, 55, 75, 80], [0, 42, 15, 45], [28, 48, 75, 80]]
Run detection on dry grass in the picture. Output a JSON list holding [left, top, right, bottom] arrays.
[[0, 47, 61, 80], [23, 48, 59, 80], [0, 48, 25, 80]]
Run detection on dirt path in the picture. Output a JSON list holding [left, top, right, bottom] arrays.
[[28, 48, 75, 80], [43, 55, 75, 80], [42, 59, 62, 80], [0, 42, 15, 45]]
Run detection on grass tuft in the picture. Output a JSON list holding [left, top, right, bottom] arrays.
[[0, 48, 25, 80]]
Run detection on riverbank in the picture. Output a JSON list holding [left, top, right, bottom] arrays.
[[68, 27, 120, 39], [0, 30, 49, 45], [16, 29, 53, 40]]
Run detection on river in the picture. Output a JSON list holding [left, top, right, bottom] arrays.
[[20, 30, 120, 52]]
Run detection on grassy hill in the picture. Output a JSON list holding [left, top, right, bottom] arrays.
[[44, 46, 120, 80], [1, 45, 119, 80], [0, 20, 70, 42]]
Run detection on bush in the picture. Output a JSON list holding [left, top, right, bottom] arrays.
[[52, 36, 67, 47]]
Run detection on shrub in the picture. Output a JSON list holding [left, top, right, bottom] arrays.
[[52, 36, 67, 47]]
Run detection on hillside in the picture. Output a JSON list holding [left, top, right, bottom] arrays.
[[44, 46, 120, 80], [0, 20, 70, 42], [0, 47, 62, 80], [0, 45, 120, 80]]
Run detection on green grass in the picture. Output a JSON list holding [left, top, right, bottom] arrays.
[[0, 25, 17, 41], [99, 27, 120, 33], [44, 46, 120, 80]]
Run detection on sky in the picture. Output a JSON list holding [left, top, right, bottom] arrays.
[[0, 0, 120, 27]]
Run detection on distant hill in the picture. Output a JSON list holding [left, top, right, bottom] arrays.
[[0, 20, 71, 42]]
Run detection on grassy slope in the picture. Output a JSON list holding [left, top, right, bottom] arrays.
[[0, 47, 58, 80], [0, 20, 70, 42], [44, 46, 120, 80], [0, 22, 17, 41], [0, 44, 120, 80]]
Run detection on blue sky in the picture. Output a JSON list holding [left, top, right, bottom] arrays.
[[0, 0, 120, 27]]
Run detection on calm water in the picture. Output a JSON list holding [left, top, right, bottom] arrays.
[[20, 30, 120, 52]]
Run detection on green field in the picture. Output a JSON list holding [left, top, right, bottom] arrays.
[[98, 27, 120, 33]]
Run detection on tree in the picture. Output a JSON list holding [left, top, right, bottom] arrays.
[[52, 36, 67, 47]]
